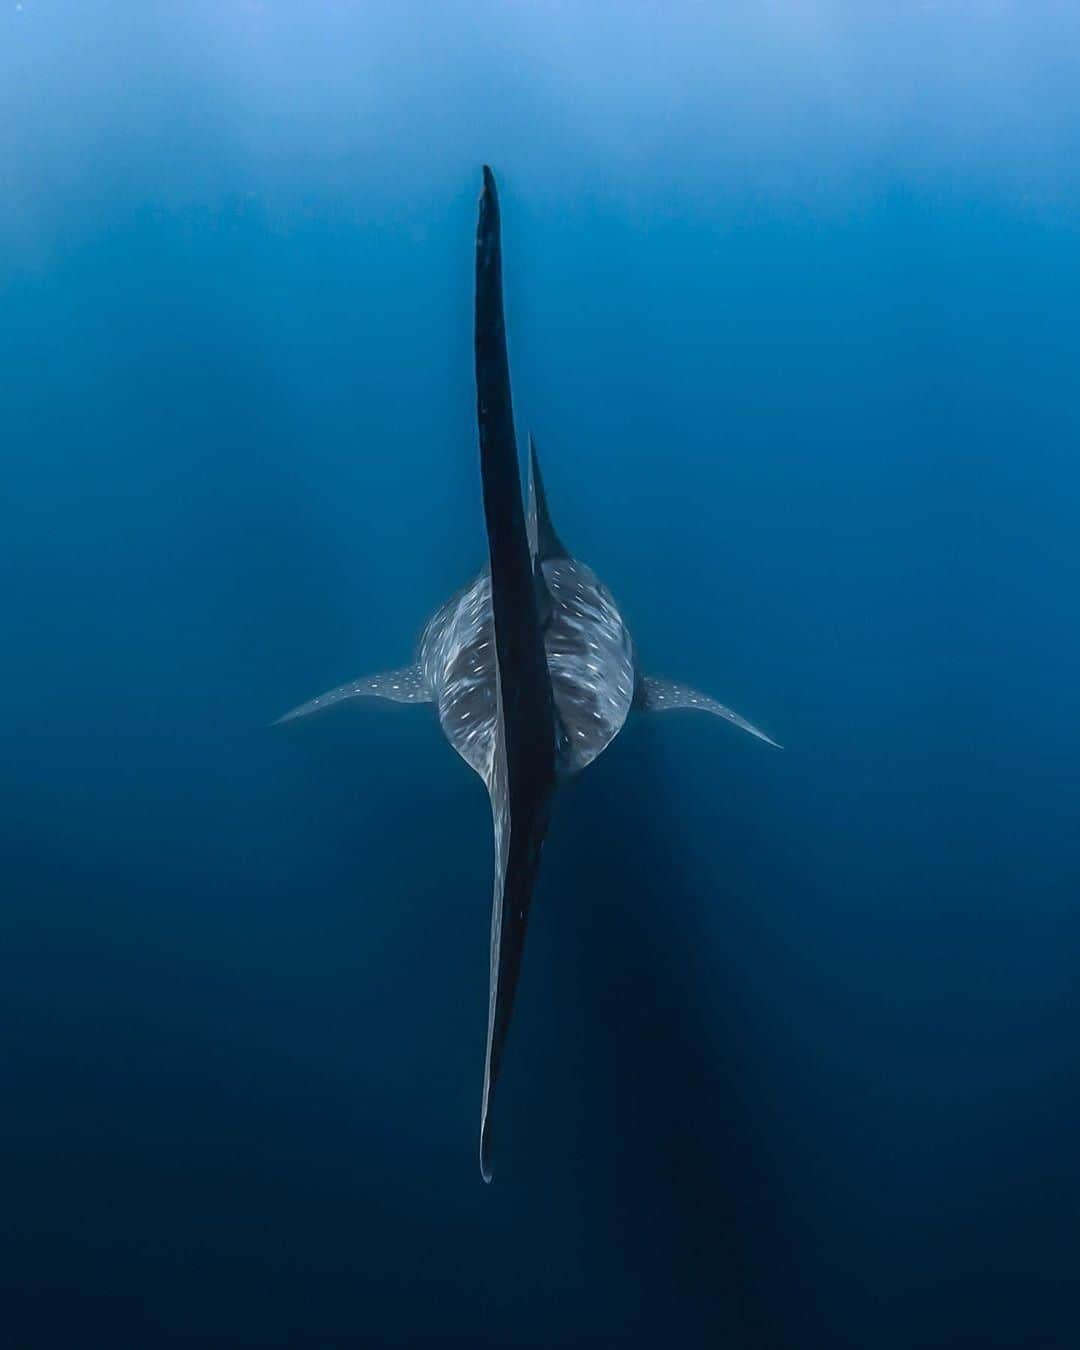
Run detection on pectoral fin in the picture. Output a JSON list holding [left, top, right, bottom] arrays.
[[634, 675, 782, 748], [273, 664, 430, 724]]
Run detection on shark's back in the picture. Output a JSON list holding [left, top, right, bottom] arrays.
[[420, 558, 635, 783], [541, 557, 635, 772], [420, 574, 499, 781]]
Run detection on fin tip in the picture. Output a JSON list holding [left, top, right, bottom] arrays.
[[480, 1120, 494, 1183]]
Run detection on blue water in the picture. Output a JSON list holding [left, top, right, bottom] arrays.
[[4, 3, 1080, 1346]]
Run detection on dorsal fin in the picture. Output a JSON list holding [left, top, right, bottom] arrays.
[[526, 434, 558, 628], [527, 434, 569, 562]]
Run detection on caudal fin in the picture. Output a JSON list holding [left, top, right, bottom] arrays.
[[475, 166, 558, 1181]]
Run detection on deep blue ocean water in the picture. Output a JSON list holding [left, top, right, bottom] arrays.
[[3, 4, 1080, 1346]]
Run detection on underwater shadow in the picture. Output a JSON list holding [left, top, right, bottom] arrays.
[[534, 731, 811, 1349]]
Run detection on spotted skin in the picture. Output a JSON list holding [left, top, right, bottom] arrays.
[[418, 558, 635, 787], [274, 664, 430, 723], [633, 676, 781, 748]]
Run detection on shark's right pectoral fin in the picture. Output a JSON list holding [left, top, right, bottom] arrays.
[[273, 663, 430, 724], [634, 675, 782, 748]]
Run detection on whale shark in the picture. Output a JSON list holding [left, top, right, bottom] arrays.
[[277, 167, 780, 1180]]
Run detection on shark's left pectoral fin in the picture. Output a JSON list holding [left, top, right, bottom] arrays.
[[634, 675, 782, 749], [273, 663, 430, 724]]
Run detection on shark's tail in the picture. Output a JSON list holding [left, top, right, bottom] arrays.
[[475, 166, 558, 1182]]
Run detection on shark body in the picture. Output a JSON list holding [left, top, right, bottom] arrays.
[[277, 168, 780, 1180]]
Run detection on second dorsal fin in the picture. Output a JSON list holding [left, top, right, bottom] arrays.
[[526, 434, 569, 563]]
